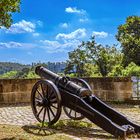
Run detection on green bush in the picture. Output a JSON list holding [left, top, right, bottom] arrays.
[[0, 71, 17, 79], [108, 62, 140, 77], [108, 64, 124, 77], [26, 71, 39, 79], [122, 62, 140, 76]]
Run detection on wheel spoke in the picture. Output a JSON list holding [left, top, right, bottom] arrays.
[[35, 96, 41, 101], [35, 100, 42, 106], [36, 89, 43, 99], [75, 111, 77, 118], [50, 97, 57, 103], [48, 91, 54, 99], [35, 97, 42, 104], [37, 106, 44, 117], [69, 109, 72, 115], [40, 83, 45, 96], [43, 108, 47, 123], [47, 107, 51, 122], [51, 104, 58, 109], [49, 94, 57, 103], [48, 106, 55, 117]]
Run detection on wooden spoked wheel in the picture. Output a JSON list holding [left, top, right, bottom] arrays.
[[31, 80, 62, 126], [63, 78, 92, 120]]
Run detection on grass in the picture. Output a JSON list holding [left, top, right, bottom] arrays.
[[0, 120, 115, 140], [0, 119, 140, 140], [0, 123, 73, 140]]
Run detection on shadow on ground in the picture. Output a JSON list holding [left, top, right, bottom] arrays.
[[22, 119, 115, 139]]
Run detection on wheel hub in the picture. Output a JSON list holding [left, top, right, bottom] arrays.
[[42, 98, 50, 107]]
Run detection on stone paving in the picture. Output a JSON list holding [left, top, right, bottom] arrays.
[[111, 104, 140, 124], [0, 103, 68, 126], [0, 104, 37, 126], [0, 103, 140, 126]]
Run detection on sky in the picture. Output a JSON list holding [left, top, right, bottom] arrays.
[[0, 0, 140, 64]]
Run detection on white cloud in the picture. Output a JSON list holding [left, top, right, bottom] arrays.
[[60, 23, 69, 28], [40, 40, 61, 48], [65, 7, 86, 15], [0, 41, 36, 49], [56, 28, 86, 40], [40, 39, 81, 53], [0, 38, 81, 53], [79, 18, 89, 23], [36, 20, 43, 27], [92, 31, 108, 38], [33, 33, 40, 37], [4, 20, 36, 34], [0, 42, 22, 48]]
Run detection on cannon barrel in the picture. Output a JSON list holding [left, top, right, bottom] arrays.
[[35, 66, 91, 96]]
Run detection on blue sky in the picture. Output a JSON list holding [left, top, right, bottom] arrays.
[[0, 0, 140, 64]]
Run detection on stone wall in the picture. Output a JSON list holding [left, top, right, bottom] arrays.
[[0, 77, 133, 104], [83, 77, 132, 101], [0, 79, 38, 104]]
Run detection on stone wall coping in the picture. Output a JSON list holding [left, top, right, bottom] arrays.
[[0, 77, 132, 82], [73, 77, 131, 82]]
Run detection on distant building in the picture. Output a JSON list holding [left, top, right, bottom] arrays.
[[47, 62, 66, 73]]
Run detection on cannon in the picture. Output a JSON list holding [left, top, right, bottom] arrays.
[[31, 66, 140, 138]]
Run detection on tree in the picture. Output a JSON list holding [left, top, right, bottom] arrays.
[[0, 71, 17, 78], [15, 68, 30, 78], [116, 16, 140, 66], [83, 63, 101, 77], [79, 37, 123, 76], [65, 47, 87, 77], [0, 0, 20, 28], [108, 64, 124, 77], [26, 71, 39, 79], [65, 37, 123, 77], [122, 62, 140, 76]]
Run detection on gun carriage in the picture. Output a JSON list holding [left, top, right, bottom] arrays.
[[31, 66, 140, 138]]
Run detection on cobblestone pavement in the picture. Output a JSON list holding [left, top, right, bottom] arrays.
[[0, 103, 67, 126], [0, 104, 37, 126], [110, 104, 140, 124], [0, 103, 140, 126]]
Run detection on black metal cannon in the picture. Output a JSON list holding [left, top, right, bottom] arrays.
[[31, 66, 140, 138]]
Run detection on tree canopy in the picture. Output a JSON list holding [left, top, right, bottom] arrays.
[[116, 16, 140, 66], [64, 47, 87, 77], [65, 37, 123, 77], [0, 0, 20, 28]]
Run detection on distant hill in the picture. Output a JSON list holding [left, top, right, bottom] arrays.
[[0, 62, 31, 74], [0, 62, 66, 75]]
